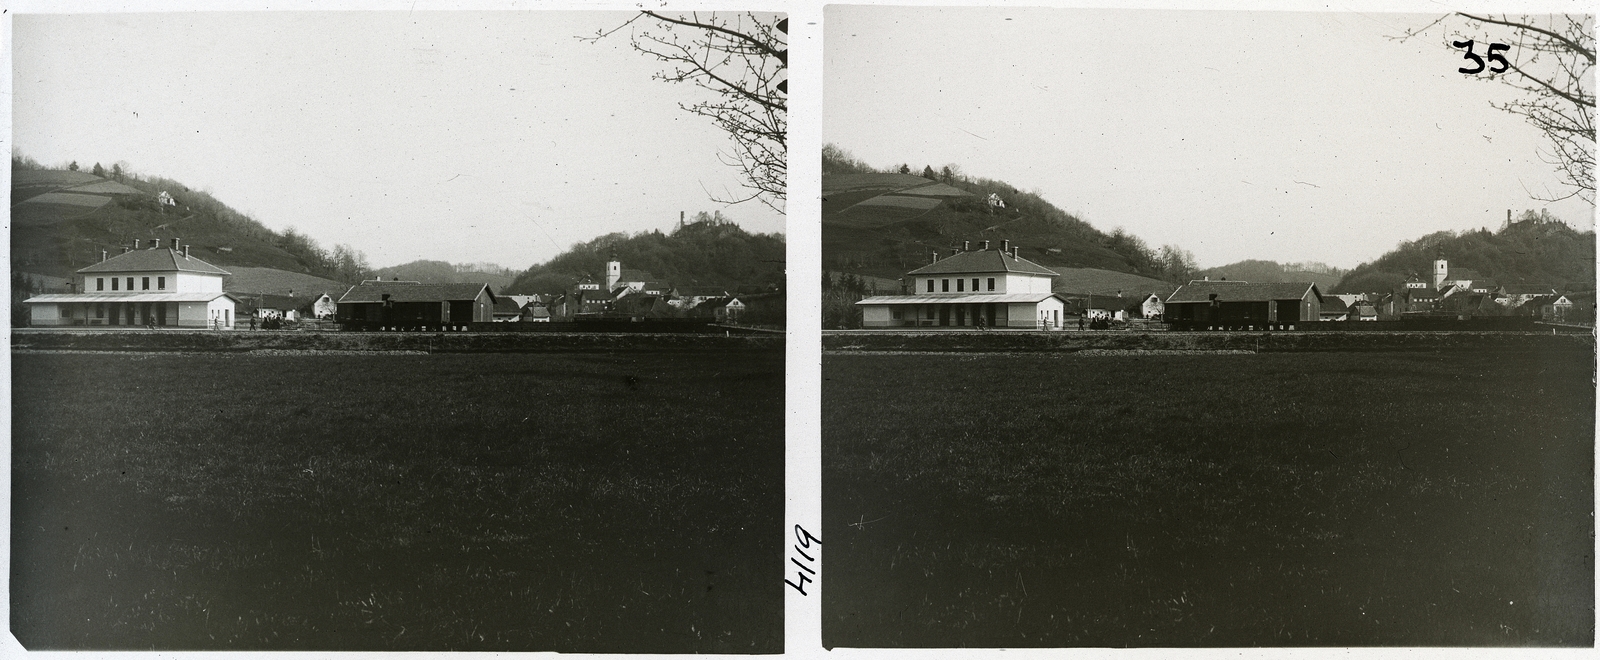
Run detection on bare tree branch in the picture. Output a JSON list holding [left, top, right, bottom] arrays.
[[585, 12, 786, 213]]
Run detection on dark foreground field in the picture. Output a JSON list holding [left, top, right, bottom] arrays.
[[823, 346, 1594, 647], [13, 349, 783, 652]]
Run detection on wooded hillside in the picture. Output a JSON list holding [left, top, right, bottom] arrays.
[[11, 155, 373, 284], [821, 145, 1198, 283], [1333, 210, 1595, 293], [505, 211, 785, 295]]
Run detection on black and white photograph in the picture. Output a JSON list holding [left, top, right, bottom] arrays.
[[821, 5, 1594, 648], [9, 8, 786, 652]]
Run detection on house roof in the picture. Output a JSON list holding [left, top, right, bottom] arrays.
[[1321, 297, 1350, 312], [244, 294, 308, 310], [1501, 285, 1556, 295], [78, 248, 231, 275], [493, 298, 524, 314], [1066, 294, 1136, 310], [25, 291, 240, 304], [523, 306, 551, 318], [338, 281, 495, 304], [676, 286, 728, 298], [906, 249, 1060, 277], [697, 296, 745, 310], [856, 292, 1068, 306], [1166, 281, 1320, 304]]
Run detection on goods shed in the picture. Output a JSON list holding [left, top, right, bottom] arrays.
[[336, 280, 496, 330], [1165, 281, 1322, 330]]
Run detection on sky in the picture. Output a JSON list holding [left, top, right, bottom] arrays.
[[824, 6, 1595, 271], [12, 10, 787, 270]]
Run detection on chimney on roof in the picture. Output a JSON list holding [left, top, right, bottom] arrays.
[[122, 247, 131, 254], [982, 240, 990, 251], [170, 238, 180, 251], [950, 248, 957, 256], [150, 239, 161, 249], [931, 252, 938, 263], [183, 245, 190, 259], [1002, 239, 1010, 253], [101, 249, 108, 262], [1012, 246, 1019, 259], [963, 240, 970, 251]]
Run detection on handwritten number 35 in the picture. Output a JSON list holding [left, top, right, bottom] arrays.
[[1453, 40, 1511, 75]]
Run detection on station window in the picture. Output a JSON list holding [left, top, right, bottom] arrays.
[[126, 277, 134, 290], [941, 279, 949, 292], [987, 278, 996, 291], [61, 307, 72, 318], [96, 278, 104, 291], [927, 279, 934, 293], [112, 279, 119, 291], [891, 308, 902, 320], [158, 277, 166, 290], [956, 279, 964, 292], [142, 277, 150, 290], [972, 278, 979, 292]]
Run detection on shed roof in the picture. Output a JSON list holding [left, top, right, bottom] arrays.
[[78, 248, 231, 275], [338, 281, 495, 304], [1166, 281, 1320, 304], [907, 249, 1060, 277]]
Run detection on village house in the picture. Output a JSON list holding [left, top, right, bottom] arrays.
[[1319, 296, 1350, 321], [312, 292, 338, 319], [23, 238, 240, 328], [671, 286, 729, 310], [854, 240, 1069, 329], [696, 296, 746, 323], [522, 304, 552, 322], [1164, 280, 1323, 330], [335, 279, 496, 330], [1140, 293, 1165, 320], [245, 293, 305, 322], [492, 297, 525, 322]]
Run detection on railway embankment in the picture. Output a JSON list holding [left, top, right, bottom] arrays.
[[822, 329, 1593, 353], [12, 329, 781, 353]]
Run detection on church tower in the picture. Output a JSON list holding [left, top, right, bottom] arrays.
[[1433, 254, 1449, 290], [606, 247, 622, 292]]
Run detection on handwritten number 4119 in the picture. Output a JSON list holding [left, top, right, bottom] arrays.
[[1453, 40, 1510, 75]]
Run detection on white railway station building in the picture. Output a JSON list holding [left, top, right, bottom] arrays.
[[24, 239, 240, 329], [855, 241, 1068, 329]]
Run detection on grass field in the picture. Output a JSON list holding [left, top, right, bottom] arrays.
[[822, 346, 1594, 647], [13, 349, 783, 652]]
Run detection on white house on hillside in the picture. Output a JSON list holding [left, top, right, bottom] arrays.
[[24, 238, 239, 328], [855, 240, 1068, 329]]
